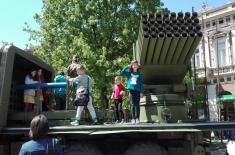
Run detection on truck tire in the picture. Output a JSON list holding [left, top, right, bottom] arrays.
[[124, 142, 167, 155], [194, 145, 205, 155], [65, 143, 103, 155]]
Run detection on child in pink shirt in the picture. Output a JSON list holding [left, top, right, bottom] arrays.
[[111, 76, 125, 123]]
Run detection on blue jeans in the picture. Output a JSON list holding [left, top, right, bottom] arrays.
[[129, 90, 140, 119]]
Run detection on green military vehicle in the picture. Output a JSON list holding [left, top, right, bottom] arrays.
[[0, 12, 235, 155]]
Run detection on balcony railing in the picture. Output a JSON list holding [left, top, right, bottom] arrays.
[[196, 64, 235, 78]]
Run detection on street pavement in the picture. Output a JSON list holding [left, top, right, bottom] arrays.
[[210, 140, 227, 155]]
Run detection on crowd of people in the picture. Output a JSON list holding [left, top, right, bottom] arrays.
[[23, 55, 144, 125]]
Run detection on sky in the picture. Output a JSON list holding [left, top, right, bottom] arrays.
[[0, 0, 232, 49], [0, 0, 42, 49]]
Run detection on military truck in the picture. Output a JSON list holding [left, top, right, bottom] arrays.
[[1, 12, 235, 155]]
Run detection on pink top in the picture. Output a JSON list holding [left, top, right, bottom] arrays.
[[113, 84, 125, 99]]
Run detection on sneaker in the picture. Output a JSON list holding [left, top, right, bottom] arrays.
[[70, 120, 80, 126], [131, 119, 135, 124], [120, 119, 125, 124], [135, 119, 140, 124], [115, 120, 119, 124], [92, 118, 98, 125]]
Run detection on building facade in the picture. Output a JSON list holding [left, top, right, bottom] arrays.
[[196, 2, 235, 121]]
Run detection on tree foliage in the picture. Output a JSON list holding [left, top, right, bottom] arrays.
[[24, 0, 168, 109]]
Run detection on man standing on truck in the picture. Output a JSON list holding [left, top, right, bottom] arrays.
[[66, 55, 80, 109], [67, 55, 80, 79]]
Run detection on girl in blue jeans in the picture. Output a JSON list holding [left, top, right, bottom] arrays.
[[120, 60, 143, 124]]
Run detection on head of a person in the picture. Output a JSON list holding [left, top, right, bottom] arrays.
[[37, 69, 42, 76], [58, 71, 65, 76], [115, 76, 121, 84], [29, 114, 49, 139], [30, 69, 37, 77], [76, 64, 85, 75], [72, 55, 79, 63], [130, 60, 139, 72]]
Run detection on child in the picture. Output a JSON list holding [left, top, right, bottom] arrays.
[[53, 71, 66, 110], [120, 60, 143, 124], [35, 69, 45, 113], [111, 76, 125, 123], [70, 64, 98, 126], [24, 70, 38, 112]]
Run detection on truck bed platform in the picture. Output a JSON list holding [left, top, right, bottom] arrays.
[[2, 121, 235, 135]]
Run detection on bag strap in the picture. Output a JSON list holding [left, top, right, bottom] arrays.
[[87, 75, 89, 94], [46, 138, 56, 154]]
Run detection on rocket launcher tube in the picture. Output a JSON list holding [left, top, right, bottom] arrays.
[[178, 34, 196, 64], [159, 33, 172, 64], [155, 13, 162, 18], [156, 18, 163, 24], [178, 12, 184, 18], [172, 25, 179, 31], [139, 33, 150, 65], [171, 32, 188, 64], [193, 18, 199, 24], [184, 12, 191, 18], [146, 36, 158, 64], [135, 41, 141, 63], [163, 12, 169, 18], [185, 33, 203, 63], [171, 18, 178, 25], [170, 12, 176, 18], [133, 43, 137, 60], [165, 33, 180, 64], [192, 12, 198, 18], [152, 32, 165, 64]]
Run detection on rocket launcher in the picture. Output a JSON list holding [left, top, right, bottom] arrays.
[[134, 12, 202, 85]]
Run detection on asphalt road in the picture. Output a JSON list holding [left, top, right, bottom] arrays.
[[210, 140, 227, 155]]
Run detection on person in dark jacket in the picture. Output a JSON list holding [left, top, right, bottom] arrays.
[[67, 55, 80, 78]]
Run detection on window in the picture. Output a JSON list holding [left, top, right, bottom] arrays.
[[212, 20, 216, 26], [220, 78, 224, 82], [194, 49, 200, 67], [215, 40, 227, 66], [226, 16, 231, 23], [227, 77, 231, 81], [201, 51, 204, 67], [206, 22, 210, 28], [213, 79, 217, 83], [219, 18, 224, 24], [196, 55, 200, 67]]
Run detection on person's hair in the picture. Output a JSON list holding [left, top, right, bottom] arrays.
[[29, 114, 49, 139], [76, 64, 85, 71], [115, 76, 121, 81], [72, 55, 79, 63], [130, 60, 140, 72], [59, 71, 65, 76], [28, 69, 37, 79]]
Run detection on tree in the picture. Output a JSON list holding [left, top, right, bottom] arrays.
[[24, 0, 168, 109]]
